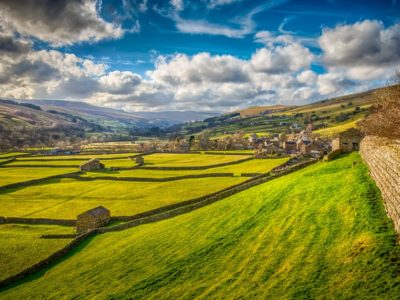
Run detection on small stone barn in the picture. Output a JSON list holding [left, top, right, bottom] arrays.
[[332, 128, 364, 153], [76, 206, 110, 233], [135, 156, 144, 166], [80, 158, 104, 172]]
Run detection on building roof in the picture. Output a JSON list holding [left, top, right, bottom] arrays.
[[78, 206, 110, 219], [339, 128, 364, 138]]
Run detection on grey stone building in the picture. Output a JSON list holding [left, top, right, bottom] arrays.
[[76, 206, 110, 233]]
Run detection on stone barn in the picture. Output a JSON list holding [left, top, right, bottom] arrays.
[[332, 128, 364, 153], [80, 158, 104, 172], [135, 156, 144, 166], [76, 206, 110, 233]]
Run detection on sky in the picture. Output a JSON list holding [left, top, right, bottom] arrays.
[[0, 0, 399, 112]]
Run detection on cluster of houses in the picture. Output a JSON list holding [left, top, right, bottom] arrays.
[[253, 126, 363, 159]]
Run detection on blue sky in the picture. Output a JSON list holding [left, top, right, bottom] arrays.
[[65, 0, 398, 74], [0, 0, 399, 111]]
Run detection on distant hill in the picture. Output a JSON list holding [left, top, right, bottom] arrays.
[[237, 105, 291, 117], [178, 88, 380, 138], [18, 100, 219, 127]]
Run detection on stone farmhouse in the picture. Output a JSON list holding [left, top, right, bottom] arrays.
[[332, 128, 364, 153], [76, 206, 111, 233], [80, 158, 105, 171], [135, 156, 145, 166]]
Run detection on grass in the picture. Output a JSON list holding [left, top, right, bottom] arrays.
[[143, 153, 248, 167], [0, 224, 74, 281], [7, 160, 85, 167], [0, 167, 77, 187], [83, 157, 289, 178], [23, 153, 140, 160], [0, 177, 247, 219], [2, 153, 400, 299], [315, 119, 361, 137], [0, 152, 28, 159]]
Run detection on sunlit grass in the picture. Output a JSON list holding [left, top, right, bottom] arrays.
[[0, 224, 74, 281], [0, 167, 77, 187], [0, 177, 247, 219], [2, 153, 399, 299]]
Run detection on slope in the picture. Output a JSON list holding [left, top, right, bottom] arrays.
[[181, 88, 378, 138], [2, 153, 400, 299]]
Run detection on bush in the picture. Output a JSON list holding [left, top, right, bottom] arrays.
[[359, 70, 400, 140]]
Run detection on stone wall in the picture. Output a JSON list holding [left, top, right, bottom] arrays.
[[360, 136, 400, 233]]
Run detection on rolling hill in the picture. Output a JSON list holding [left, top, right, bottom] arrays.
[[2, 153, 400, 298], [179, 88, 378, 138]]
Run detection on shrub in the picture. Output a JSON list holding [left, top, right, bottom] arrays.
[[359, 70, 400, 140]]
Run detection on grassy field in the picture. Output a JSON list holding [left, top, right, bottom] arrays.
[[2, 153, 399, 299], [0, 224, 74, 281], [0, 177, 247, 219], [84, 157, 289, 178], [143, 153, 248, 167], [6, 160, 85, 167], [0, 167, 77, 187], [0, 152, 28, 159], [314, 119, 362, 137], [23, 153, 140, 160]]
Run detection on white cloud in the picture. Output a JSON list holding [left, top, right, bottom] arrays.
[[251, 43, 314, 73], [319, 20, 400, 80], [0, 0, 125, 46]]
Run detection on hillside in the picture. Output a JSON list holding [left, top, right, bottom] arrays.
[[2, 153, 400, 298], [237, 104, 291, 117], [179, 88, 377, 138], [0, 100, 105, 149], [20, 100, 219, 127]]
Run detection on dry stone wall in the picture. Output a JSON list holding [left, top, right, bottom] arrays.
[[360, 136, 400, 233]]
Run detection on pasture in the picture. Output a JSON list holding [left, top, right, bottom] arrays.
[[0, 167, 77, 187], [2, 153, 399, 299], [0, 224, 74, 281], [0, 177, 247, 219], [142, 153, 249, 167], [83, 157, 289, 178]]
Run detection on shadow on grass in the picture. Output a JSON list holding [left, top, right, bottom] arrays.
[[0, 234, 97, 293]]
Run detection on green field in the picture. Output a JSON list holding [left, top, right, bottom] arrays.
[[6, 160, 85, 167], [142, 153, 248, 167], [23, 153, 139, 160], [0, 177, 247, 219], [2, 153, 399, 298], [0, 152, 28, 159], [84, 157, 289, 178], [0, 167, 77, 187], [0, 224, 74, 281]]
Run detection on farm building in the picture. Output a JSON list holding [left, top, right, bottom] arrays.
[[76, 206, 110, 233], [135, 156, 144, 165], [299, 140, 328, 156], [332, 128, 364, 153], [283, 141, 297, 153], [80, 158, 104, 171]]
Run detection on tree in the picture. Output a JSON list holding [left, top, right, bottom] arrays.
[[359, 70, 400, 140]]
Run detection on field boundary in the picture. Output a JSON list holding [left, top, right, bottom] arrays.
[[0, 157, 318, 290]]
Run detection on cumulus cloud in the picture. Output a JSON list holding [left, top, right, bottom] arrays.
[[0, 0, 124, 46], [251, 43, 314, 73], [319, 20, 400, 80]]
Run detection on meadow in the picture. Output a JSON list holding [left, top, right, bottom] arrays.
[[0, 224, 74, 281], [142, 153, 250, 167], [2, 153, 399, 299], [0, 167, 77, 187], [83, 157, 289, 178], [0, 177, 247, 219]]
